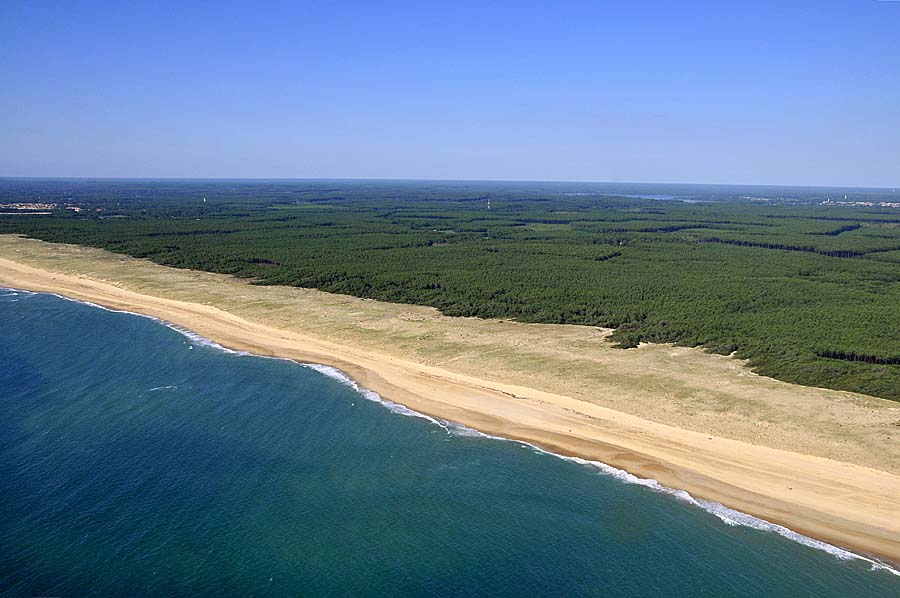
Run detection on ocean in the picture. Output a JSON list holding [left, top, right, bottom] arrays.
[[1, 289, 897, 596]]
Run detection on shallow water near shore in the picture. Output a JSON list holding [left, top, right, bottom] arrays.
[[1, 290, 898, 596]]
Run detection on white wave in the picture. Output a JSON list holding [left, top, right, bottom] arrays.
[[304, 372, 900, 575], [300, 363, 453, 434], [555, 456, 898, 575], [436, 429, 900, 575], [165, 324, 250, 355], [0, 287, 36, 296], [19, 287, 248, 355], [0, 287, 35, 300], [147, 385, 178, 392], [14, 287, 900, 576]]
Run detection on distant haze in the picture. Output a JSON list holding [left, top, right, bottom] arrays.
[[1, 1, 898, 187]]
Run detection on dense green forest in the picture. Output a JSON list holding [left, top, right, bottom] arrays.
[[2, 179, 899, 400]]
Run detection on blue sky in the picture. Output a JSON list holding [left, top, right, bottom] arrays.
[[1, 1, 898, 186]]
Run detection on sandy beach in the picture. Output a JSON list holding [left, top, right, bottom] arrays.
[[2, 234, 899, 565]]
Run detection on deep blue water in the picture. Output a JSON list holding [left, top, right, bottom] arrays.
[[1, 289, 897, 597]]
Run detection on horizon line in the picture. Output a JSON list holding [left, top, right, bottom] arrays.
[[0, 175, 897, 192]]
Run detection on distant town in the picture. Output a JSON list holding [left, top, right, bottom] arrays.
[[0, 202, 83, 214], [819, 199, 900, 208]]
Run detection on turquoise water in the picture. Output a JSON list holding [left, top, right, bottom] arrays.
[[1, 290, 897, 597]]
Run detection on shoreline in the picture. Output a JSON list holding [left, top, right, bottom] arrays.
[[7, 286, 897, 574], [2, 243, 900, 568]]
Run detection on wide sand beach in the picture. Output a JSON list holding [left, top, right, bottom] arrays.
[[1, 234, 899, 566]]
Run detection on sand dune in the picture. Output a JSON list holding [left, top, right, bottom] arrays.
[[1, 234, 899, 565]]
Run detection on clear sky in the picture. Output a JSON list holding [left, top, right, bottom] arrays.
[[1, 1, 898, 186]]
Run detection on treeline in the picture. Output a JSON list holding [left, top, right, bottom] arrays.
[[697, 237, 872, 258], [817, 351, 900, 366]]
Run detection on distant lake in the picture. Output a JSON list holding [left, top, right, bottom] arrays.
[[617, 194, 703, 203], [621, 194, 678, 200], [558, 192, 702, 203]]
